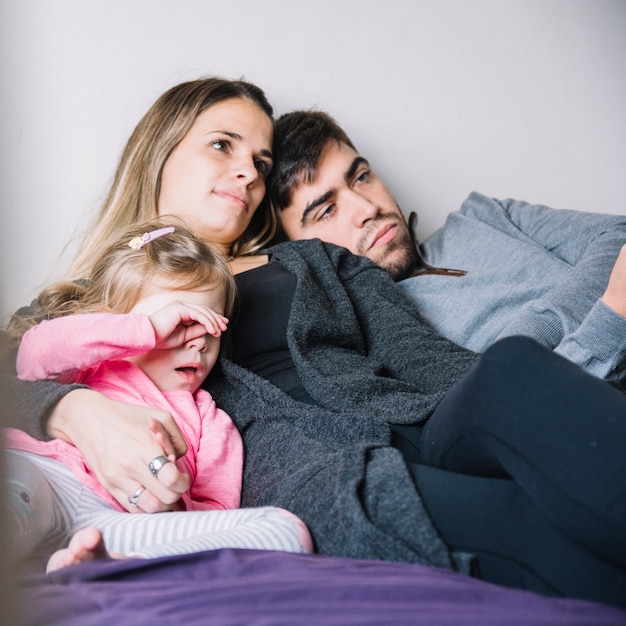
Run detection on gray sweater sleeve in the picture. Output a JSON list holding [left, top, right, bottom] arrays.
[[490, 196, 626, 381], [1, 300, 87, 440], [1, 373, 85, 441], [449, 192, 626, 381]]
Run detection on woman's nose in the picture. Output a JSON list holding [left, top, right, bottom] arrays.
[[232, 154, 258, 184]]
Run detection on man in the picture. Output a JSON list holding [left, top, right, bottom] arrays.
[[269, 110, 626, 385]]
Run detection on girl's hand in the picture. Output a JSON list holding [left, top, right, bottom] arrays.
[[148, 301, 229, 350], [48, 388, 188, 512]]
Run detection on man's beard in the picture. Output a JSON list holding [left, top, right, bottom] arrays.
[[356, 214, 419, 281], [379, 236, 420, 281]]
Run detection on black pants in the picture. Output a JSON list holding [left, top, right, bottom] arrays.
[[398, 337, 626, 608]]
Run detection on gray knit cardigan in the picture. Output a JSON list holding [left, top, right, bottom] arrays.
[[210, 239, 478, 570]]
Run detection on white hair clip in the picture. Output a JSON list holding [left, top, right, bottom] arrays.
[[128, 226, 175, 250]]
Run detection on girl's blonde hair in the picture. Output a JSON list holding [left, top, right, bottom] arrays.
[[7, 219, 236, 345], [69, 77, 277, 280]]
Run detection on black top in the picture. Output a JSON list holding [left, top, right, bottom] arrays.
[[230, 261, 315, 403]]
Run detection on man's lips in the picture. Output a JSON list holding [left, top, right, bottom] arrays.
[[214, 189, 248, 211], [369, 223, 398, 250]]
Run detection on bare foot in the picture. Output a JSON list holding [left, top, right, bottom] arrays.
[[46, 527, 109, 573]]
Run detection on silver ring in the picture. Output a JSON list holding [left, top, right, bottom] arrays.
[[148, 455, 171, 477], [128, 487, 145, 506]]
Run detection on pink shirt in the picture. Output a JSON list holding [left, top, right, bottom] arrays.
[[6, 312, 243, 512]]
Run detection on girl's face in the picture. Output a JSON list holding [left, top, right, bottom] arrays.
[[158, 98, 274, 255], [128, 284, 225, 393]]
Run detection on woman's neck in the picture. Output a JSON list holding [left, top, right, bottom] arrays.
[[229, 254, 269, 275]]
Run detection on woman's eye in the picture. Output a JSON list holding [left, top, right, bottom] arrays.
[[211, 139, 230, 152]]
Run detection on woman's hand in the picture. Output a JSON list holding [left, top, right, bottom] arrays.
[[601, 244, 626, 318], [149, 301, 228, 350], [47, 388, 189, 512]]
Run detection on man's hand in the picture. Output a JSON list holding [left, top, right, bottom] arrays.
[[601, 244, 626, 318]]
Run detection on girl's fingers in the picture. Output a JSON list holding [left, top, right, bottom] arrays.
[[163, 302, 228, 341], [185, 304, 228, 335], [149, 420, 177, 461]]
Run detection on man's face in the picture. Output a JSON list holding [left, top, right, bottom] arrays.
[[278, 141, 417, 280]]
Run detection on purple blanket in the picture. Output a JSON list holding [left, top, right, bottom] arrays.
[[14, 549, 626, 625]]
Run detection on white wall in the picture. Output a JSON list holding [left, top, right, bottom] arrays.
[[1, 0, 624, 318]]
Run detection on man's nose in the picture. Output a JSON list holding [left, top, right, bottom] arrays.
[[349, 193, 378, 226]]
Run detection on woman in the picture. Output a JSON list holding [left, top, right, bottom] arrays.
[[6, 76, 278, 513], [3, 77, 626, 608]]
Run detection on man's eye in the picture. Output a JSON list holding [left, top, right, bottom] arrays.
[[355, 170, 370, 184], [317, 205, 335, 221]]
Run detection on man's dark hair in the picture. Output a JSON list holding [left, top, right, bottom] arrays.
[[269, 110, 356, 212]]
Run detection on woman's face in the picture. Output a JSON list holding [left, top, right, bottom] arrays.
[[158, 98, 273, 254]]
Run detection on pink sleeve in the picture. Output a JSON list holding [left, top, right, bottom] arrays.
[[184, 396, 244, 511], [16, 312, 156, 383]]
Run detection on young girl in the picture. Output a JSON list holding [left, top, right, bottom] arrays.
[[3, 219, 312, 571]]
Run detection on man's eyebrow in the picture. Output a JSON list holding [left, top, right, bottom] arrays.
[[300, 156, 370, 227], [346, 156, 369, 182]]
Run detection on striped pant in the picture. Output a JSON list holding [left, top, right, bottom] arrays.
[[5, 450, 309, 564]]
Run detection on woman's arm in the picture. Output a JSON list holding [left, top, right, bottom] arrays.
[[46, 388, 189, 512]]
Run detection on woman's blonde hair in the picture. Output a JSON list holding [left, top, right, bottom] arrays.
[[69, 77, 277, 280], [7, 218, 236, 345]]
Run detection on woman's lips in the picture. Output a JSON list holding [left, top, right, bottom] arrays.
[[214, 190, 248, 211]]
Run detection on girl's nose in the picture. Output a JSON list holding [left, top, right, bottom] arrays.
[[186, 334, 208, 352]]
